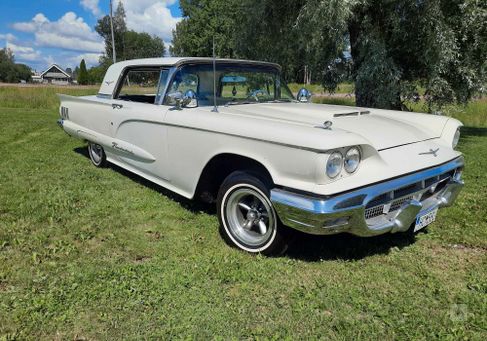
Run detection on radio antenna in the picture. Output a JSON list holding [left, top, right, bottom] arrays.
[[211, 37, 218, 113]]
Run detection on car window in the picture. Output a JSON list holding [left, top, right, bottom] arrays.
[[164, 63, 294, 107], [166, 71, 199, 96], [117, 69, 168, 104], [220, 73, 276, 101]]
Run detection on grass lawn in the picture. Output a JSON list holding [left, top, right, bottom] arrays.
[[289, 82, 355, 95], [0, 87, 486, 340]]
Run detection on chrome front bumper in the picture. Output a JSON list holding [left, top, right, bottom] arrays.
[[271, 157, 464, 237]]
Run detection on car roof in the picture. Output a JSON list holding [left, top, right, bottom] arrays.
[[99, 57, 281, 96]]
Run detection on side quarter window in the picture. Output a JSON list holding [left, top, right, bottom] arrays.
[[116, 68, 168, 104]]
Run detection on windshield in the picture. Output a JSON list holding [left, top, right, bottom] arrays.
[[164, 63, 295, 106]]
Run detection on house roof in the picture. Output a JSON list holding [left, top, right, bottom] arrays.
[[40, 64, 71, 78]]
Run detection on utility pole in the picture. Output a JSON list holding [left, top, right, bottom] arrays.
[[109, 0, 116, 63]]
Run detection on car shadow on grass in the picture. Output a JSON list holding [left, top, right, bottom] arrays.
[[284, 229, 419, 261], [74, 146, 419, 261], [74, 147, 215, 215], [461, 126, 487, 137]]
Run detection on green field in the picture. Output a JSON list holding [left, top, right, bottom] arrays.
[[0, 86, 486, 340], [288, 82, 355, 95]]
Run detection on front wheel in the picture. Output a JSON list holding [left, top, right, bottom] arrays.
[[217, 171, 288, 255]]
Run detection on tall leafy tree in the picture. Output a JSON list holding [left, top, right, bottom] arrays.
[[95, 1, 127, 66], [95, 1, 165, 68], [124, 31, 165, 60], [77, 59, 89, 85], [0, 48, 32, 83], [171, 0, 239, 58]]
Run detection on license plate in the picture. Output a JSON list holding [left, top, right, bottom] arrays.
[[414, 208, 438, 232]]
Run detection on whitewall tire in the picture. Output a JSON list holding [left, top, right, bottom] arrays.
[[87, 142, 107, 167], [217, 171, 288, 255]]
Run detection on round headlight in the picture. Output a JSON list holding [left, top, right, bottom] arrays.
[[452, 128, 460, 149], [326, 152, 343, 178], [344, 147, 361, 173]]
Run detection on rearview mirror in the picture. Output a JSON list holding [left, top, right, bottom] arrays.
[[297, 88, 312, 103]]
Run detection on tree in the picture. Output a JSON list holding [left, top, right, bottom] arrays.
[[171, 0, 239, 58], [124, 31, 165, 60], [95, 1, 165, 66], [14, 64, 32, 82], [0, 48, 32, 83], [172, 0, 487, 111], [77, 59, 89, 85], [95, 0, 127, 66], [87, 65, 106, 84], [344, 0, 487, 109]]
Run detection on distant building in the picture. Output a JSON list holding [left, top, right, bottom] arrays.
[[31, 70, 42, 83], [34, 64, 73, 85]]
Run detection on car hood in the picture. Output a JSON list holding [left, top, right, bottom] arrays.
[[219, 102, 449, 150]]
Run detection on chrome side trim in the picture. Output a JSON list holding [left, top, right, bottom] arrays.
[[271, 156, 464, 236]]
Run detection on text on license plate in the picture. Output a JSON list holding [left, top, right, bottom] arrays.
[[414, 208, 438, 232]]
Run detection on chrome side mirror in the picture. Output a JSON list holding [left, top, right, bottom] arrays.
[[167, 91, 183, 109], [183, 89, 198, 108], [166, 90, 198, 109], [297, 88, 312, 102]]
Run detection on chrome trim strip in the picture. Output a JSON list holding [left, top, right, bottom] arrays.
[[271, 156, 464, 236], [111, 117, 328, 153]]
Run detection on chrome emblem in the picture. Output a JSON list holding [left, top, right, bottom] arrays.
[[419, 148, 439, 157], [105, 80, 114, 86], [323, 121, 333, 129]]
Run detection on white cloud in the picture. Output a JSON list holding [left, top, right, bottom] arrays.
[[12, 12, 104, 53], [121, 0, 177, 13], [45, 55, 56, 66], [81, 0, 102, 17], [12, 13, 49, 33], [0, 33, 17, 42], [68, 53, 102, 67], [119, 0, 181, 41], [6, 42, 41, 62], [35, 31, 104, 52]]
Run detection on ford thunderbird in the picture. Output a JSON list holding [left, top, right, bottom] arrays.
[[57, 57, 464, 254]]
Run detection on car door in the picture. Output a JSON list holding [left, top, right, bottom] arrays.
[[108, 67, 172, 181]]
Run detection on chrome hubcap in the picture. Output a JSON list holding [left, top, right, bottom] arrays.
[[225, 187, 275, 247], [89, 143, 103, 164]]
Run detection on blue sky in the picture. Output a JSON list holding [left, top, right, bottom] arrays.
[[0, 1, 182, 71]]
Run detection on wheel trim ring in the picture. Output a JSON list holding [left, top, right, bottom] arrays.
[[89, 143, 103, 165], [221, 184, 278, 252]]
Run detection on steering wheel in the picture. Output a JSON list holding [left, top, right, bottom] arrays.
[[246, 89, 268, 102]]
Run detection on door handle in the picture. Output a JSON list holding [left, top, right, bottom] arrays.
[[112, 103, 123, 109]]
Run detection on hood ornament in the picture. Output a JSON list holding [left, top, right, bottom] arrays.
[[419, 148, 439, 157]]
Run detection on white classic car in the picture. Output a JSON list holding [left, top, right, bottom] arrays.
[[57, 57, 464, 254]]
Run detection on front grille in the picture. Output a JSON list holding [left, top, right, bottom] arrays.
[[364, 168, 458, 221], [364, 205, 385, 219]]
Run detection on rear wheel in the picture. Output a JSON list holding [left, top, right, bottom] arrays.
[[87, 142, 106, 167], [217, 171, 288, 255]]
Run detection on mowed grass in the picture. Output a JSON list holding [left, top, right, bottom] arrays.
[[0, 86, 486, 340]]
